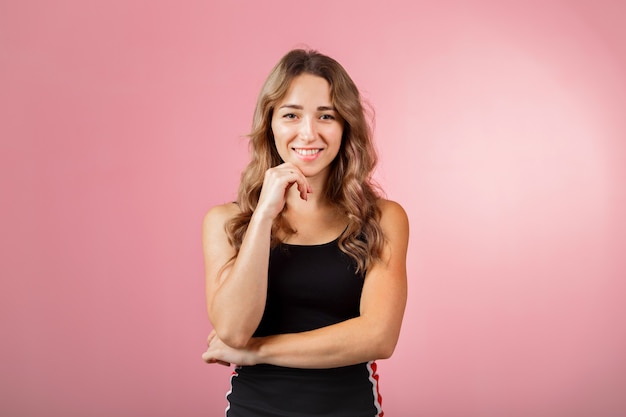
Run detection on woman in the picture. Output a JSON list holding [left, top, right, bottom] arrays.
[[202, 49, 408, 416]]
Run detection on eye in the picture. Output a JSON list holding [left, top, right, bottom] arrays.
[[283, 113, 297, 119], [320, 114, 335, 120]]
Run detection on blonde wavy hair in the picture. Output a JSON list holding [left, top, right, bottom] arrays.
[[227, 49, 385, 273]]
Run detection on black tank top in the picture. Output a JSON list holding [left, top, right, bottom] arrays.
[[254, 236, 365, 337], [226, 237, 384, 416]]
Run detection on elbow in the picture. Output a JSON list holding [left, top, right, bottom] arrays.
[[375, 340, 397, 360], [222, 335, 251, 350], [209, 312, 257, 349], [216, 329, 253, 349], [369, 326, 400, 360]]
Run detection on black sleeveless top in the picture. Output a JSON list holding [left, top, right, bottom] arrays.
[[254, 236, 364, 337], [225, 237, 384, 417]]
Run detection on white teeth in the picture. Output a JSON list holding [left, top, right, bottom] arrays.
[[294, 148, 320, 156]]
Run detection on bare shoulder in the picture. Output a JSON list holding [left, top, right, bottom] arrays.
[[376, 199, 409, 233], [375, 199, 409, 266], [202, 203, 242, 278], [204, 202, 240, 227], [202, 202, 241, 243]]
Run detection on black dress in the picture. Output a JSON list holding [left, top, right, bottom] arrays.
[[225, 237, 384, 417]]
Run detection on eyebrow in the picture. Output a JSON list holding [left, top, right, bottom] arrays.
[[278, 104, 336, 111]]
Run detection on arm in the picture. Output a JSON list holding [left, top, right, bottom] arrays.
[[203, 199, 409, 368], [202, 203, 272, 349], [203, 164, 311, 348]]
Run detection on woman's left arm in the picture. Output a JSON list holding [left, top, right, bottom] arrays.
[[202, 199, 409, 369]]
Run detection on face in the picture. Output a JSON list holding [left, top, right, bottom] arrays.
[[271, 73, 344, 180]]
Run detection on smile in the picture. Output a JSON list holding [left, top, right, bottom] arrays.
[[293, 148, 321, 156]]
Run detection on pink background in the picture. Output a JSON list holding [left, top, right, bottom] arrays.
[[1, 1, 625, 416]]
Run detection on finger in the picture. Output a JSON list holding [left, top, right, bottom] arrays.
[[275, 163, 311, 201], [298, 178, 312, 201], [298, 181, 309, 201], [285, 168, 310, 201], [202, 350, 231, 367], [282, 172, 308, 201]]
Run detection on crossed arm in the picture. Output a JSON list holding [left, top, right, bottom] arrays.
[[202, 199, 409, 369]]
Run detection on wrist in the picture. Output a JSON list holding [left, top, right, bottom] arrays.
[[249, 336, 268, 365], [250, 208, 276, 226]]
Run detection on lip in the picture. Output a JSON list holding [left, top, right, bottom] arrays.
[[292, 147, 323, 161]]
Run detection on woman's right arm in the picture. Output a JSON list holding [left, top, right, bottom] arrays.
[[202, 203, 274, 349], [203, 163, 311, 349]]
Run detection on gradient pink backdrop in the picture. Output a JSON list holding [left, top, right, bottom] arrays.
[[1, 1, 625, 416]]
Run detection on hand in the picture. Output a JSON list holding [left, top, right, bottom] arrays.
[[201, 330, 260, 367], [255, 163, 312, 219]]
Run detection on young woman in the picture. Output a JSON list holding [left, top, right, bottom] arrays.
[[201, 49, 409, 416]]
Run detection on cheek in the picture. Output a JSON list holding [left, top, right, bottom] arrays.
[[271, 121, 289, 142], [333, 126, 344, 146], [270, 123, 283, 148], [269, 119, 277, 138]]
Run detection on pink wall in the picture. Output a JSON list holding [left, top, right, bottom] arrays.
[[1, 1, 625, 416]]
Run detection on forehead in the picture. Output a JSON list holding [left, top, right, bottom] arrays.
[[278, 73, 332, 105]]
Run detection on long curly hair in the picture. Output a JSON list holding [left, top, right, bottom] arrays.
[[226, 49, 385, 273]]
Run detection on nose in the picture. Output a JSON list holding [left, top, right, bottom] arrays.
[[299, 116, 316, 142]]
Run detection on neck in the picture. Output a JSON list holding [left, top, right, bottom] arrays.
[[280, 173, 347, 243], [286, 184, 324, 211], [285, 172, 330, 211]]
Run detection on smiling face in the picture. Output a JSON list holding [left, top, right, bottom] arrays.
[[271, 73, 344, 182]]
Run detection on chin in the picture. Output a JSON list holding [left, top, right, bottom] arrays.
[[299, 168, 317, 178], [302, 167, 330, 180]]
